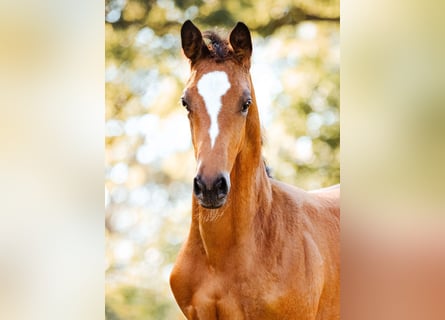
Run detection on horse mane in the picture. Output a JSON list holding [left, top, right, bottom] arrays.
[[202, 30, 233, 62], [265, 162, 273, 178]]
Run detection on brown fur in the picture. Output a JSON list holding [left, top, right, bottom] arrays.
[[171, 21, 340, 319]]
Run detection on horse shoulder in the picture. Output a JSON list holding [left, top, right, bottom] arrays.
[[269, 179, 338, 261], [268, 180, 340, 319], [268, 178, 339, 243], [170, 235, 209, 314]]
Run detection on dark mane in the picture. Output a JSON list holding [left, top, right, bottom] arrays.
[[202, 30, 232, 62]]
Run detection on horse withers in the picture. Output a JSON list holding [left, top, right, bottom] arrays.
[[170, 20, 340, 320]]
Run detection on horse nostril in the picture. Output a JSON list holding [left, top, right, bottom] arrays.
[[194, 174, 230, 207], [193, 176, 204, 196], [214, 176, 228, 199]]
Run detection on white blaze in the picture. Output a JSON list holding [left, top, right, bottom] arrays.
[[197, 71, 231, 149]]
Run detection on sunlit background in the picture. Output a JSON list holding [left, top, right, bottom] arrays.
[[105, 0, 339, 318], [1, 1, 443, 320]]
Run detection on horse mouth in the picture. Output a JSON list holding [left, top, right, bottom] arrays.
[[196, 196, 227, 209]]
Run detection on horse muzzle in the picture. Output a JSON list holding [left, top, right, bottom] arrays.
[[193, 173, 230, 209]]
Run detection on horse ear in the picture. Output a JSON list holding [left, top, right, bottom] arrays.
[[229, 22, 252, 67], [181, 20, 209, 64]]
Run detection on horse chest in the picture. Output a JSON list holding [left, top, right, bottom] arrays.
[[181, 266, 302, 320]]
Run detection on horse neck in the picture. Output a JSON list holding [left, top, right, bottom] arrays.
[[192, 97, 272, 267]]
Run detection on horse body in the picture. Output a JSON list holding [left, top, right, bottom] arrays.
[[170, 20, 339, 320], [171, 180, 339, 320]]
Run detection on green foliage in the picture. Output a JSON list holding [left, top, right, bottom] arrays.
[[106, 0, 339, 318], [106, 285, 179, 319]]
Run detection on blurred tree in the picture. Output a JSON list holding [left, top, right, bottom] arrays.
[[105, 0, 339, 319]]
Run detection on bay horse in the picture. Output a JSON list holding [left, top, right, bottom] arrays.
[[170, 20, 340, 320]]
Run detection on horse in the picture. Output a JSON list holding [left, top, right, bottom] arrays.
[[170, 20, 340, 320]]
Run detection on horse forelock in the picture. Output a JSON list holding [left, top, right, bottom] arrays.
[[202, 30, 233, 62]]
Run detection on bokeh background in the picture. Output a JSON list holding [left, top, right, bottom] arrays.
[[1, 1, 444, 320], [105, 0, 339, 318]]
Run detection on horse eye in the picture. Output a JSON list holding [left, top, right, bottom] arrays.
[[181, 98, 190, 111], [241, 99, 252, 113]]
